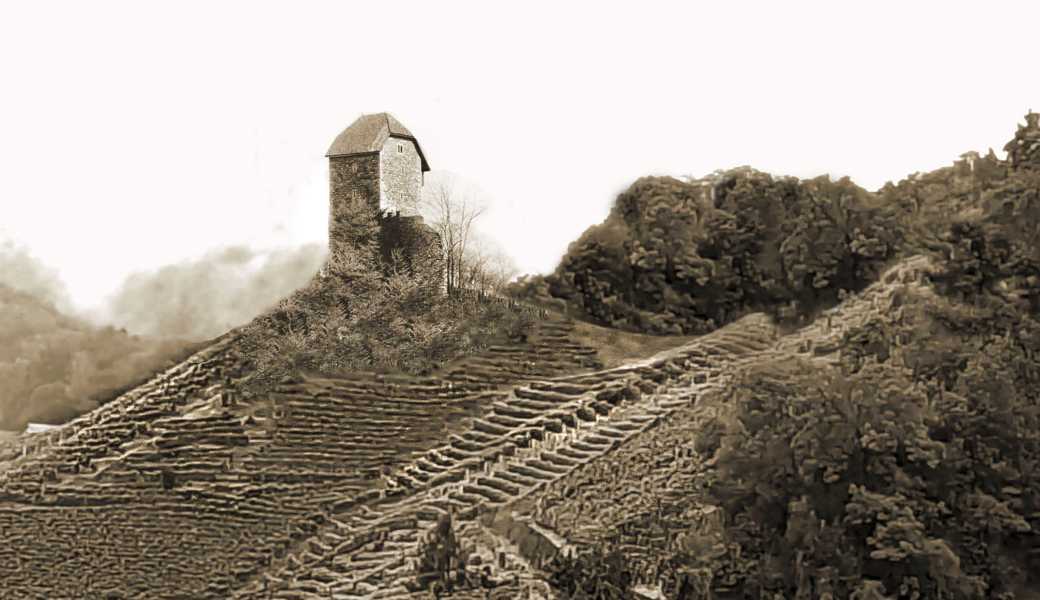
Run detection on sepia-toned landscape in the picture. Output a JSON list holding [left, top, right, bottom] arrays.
[[3, 3, 1040, 599], [0, 108, 1039, 599]]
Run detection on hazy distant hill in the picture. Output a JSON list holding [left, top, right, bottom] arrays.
[[0, 282, 199, 430]]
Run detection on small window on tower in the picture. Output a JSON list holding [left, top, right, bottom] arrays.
[[398, 144, 403, 153]]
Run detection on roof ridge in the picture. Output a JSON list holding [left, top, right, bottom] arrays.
[[326, 112, 430, 171]]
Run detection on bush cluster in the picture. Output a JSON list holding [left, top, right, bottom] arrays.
[[236, 199, 534, 393], [691, 288, 1040, 598], [516, 169, 898, 334]]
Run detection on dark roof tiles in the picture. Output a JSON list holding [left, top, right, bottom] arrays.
[[326, 112, 430, 172]]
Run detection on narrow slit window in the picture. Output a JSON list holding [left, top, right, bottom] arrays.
[[398, 143, 403, 153]]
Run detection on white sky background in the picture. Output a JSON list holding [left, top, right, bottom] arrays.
[[0, 1, 1037, 312]]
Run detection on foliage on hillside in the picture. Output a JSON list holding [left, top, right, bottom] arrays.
[[536, 115, 1040, 598], [511, 169, 899, 334], [235, 194, 534, 393], [928, 170, 1040, 311], [682, 285, 1040, 599], [548, 291, 1040, 599], [877, 150, 1006, 253], [546, 546, 636, 599], [511, 115, 1040, 337], [415, 511, 466, 593]]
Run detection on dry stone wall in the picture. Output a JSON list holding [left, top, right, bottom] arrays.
[[0, 314, 605, 599], [227, 314, 779, 598], [491, 257, 941, 597], [241, 257, 935, 598]]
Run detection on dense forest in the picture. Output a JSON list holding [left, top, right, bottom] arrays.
[[510, 170, 898, 334], [533, 114, 1040, 598], [509, 113, 1039, 336]]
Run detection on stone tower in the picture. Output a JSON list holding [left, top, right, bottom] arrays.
[[325, 113, 442, 285]]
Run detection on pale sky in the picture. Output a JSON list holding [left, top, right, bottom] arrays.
[[1, 1, 1037, 312]]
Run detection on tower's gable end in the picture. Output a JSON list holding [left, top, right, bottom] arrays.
[[379, 136, 423, 215]]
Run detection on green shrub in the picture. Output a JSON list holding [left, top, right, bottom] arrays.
[[536, 170, 898, 335]]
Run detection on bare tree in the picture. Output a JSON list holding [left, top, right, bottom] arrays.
[[462, 233, 519, 295], [420, 173, 488, 296]]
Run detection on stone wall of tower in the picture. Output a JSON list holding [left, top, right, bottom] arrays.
[[380, 214, 444, 293], [328, 154, 381, 270], [379, 137, 423, 215]]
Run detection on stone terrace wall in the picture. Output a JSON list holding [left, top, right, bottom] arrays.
[[227, 314, 778, 598], [0, 313, 608, 598], [452, 287, 550, 319]]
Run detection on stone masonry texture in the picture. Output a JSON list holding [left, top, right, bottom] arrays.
[[379, 137, 423, 215], [328, 153, 381, 267]]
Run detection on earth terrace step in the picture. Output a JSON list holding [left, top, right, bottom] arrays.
[[493, 469, 541, 489], [462, 483, 511, 504], [407, 461, 443, 479], [476, 476, 520, 497], [540, 451, 580, 469], [489, 402, 542, 421], [270, 410, 436, 429], [512, 386, 585, 404], [525, 343, 598, 354], [526, 380, 598, 396], [571, 438, 612, 453], [425, 450, 455, 468], [448, 435, 486, 454], [276, 399, 437, 419], [595, 426, 628, 440], [506, 397, 574, 417], [525, 459, 570, 476], [442, 373, 516, 387], [279, 386, 464, 406], [447, 490, 490, 508], [470, 418, 512, 437], [556, 446, 594, 461], [483, 412, 528, 430], [506, 463, 555, 482], [437, 446, 471, 463], [459, 429, 500, 446]]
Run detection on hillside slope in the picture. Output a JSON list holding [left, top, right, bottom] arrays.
[[507, 255, 1040, 599], [220, 257, 948, 599], [3, 113, 1038, 600], [0, 282, 201, 431], [0, 310, 614, 599], [1, 251, 1037, 599]]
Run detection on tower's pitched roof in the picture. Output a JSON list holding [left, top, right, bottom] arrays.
[[326, 112, 430, 171]]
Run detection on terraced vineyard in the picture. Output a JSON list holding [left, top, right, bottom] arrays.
[[0, 316, 602, 599], [0, 257, 938, 599], [226, 312, 780, 599], [502, 256, 940, 597]]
